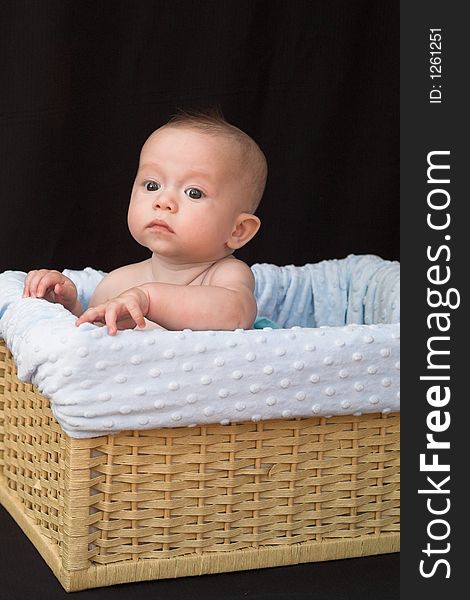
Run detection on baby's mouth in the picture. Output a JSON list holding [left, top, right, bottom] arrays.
[[147, 219, 174, 233]]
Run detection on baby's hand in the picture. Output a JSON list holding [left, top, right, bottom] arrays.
[[23, 269, 79, 313], [76, 287, 150, 336]]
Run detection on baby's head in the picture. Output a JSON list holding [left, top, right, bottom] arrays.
[[128, 110, 267, 263], [163, 110, 267, 214]]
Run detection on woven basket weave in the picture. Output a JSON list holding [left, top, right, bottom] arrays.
[[0, 339, 399, 592]]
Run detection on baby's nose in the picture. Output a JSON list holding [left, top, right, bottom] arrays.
[[154, 191, 177, 211]]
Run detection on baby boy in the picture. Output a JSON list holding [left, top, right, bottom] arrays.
[[22, 111, 267, 334]]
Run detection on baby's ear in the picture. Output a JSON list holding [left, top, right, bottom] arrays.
[[226, 213, 261, 250]]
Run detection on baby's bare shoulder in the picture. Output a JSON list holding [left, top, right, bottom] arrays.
[[204, 257, 255, 290], [90, 260, 151, 305]]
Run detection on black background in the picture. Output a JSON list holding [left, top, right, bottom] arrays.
[[0, 0, 398, 274], [0, 1, 399, 598]]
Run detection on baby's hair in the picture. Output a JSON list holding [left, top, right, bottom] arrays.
[[163, 107, 267, 213]]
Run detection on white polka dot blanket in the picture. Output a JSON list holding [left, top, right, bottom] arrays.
[[0, 255, 399, 438]]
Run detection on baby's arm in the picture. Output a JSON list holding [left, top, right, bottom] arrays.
[[76, 260, 257, 333], [144, 260, 257, 330]]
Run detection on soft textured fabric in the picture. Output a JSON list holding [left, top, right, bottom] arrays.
[[0, 255, 399, 438], [252, 254, 400, 328]]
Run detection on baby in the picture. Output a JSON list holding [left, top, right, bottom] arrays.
[[22, 111, 267, 335]]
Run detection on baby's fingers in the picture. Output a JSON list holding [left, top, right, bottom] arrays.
[[23, 270, 44, 297], [75, 306, 106, 328], [36, 273, 62, 298], [103, 303, 120, 336], [123, 300, 146, 329], [23, 270, 36, 297], [24, 269, 61, 298], [104, 300, 144, 336], [52, 281, 75, 303]]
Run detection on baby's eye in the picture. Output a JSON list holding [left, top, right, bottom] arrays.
[[145, 181, 160, 192], [185, 187, 203, 200]]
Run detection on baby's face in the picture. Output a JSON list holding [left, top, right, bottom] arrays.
[[128, 127, 247, 263]]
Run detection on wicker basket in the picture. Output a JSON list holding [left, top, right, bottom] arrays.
[[0, 339, 399, 592]]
